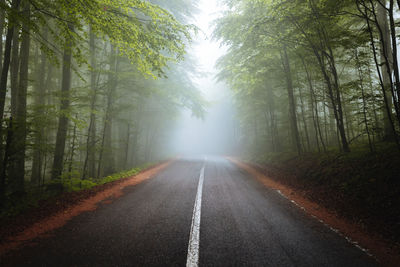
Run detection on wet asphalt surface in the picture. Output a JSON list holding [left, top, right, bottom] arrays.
[[1, 156, 377, 266]]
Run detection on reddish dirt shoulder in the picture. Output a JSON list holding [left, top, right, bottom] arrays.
[[0, 161, 172, 256], [229, 157, 400, 267]]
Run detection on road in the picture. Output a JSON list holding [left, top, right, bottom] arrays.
[[1, 156, 377, 266]]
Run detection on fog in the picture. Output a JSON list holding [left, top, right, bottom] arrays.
[[168, 0, 238, 156]]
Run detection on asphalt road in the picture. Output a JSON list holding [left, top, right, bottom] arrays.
[[1, 156, 377, 266]]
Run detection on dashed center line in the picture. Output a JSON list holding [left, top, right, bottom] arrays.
[[186, 158, 206, 267]]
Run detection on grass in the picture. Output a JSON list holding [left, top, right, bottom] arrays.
[[0, 162, 155, 219]]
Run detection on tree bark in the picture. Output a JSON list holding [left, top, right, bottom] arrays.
[[51, 23, 74, 180], [8, 1, 30, 193], [355, 49, 374, 152], [0, 0, 21, 123], [301, 55, 326, 152], [357, 0, 400, 148], [298, 85, 310, 151], [31, 29, 47, 184], [281, 46, 302, 155], [98, 45, 117, 178], [124, 123, 130, 170], [10, 26, 19, 118], [82, 27, 98, 179], [0, 0, 6, 73], [0, 0, 21, 198], [387, 1, 400, 125], [377, 0, 396, 140]]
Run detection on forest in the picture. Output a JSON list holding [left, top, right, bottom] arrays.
[[214, 0, 400, 155], [0, 0, 204, 211], [213, 0, 400, 245], [0, 0, 399, 265]]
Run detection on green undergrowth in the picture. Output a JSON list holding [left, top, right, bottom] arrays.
[[57, 167, 143, 192], [0, 162, 155, 219], [246, 142, 400, 243]]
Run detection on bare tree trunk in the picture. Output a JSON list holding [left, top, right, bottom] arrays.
[[51, 23, 74, 180]]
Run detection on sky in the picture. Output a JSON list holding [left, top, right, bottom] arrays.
[[167, 0, 238, 156]]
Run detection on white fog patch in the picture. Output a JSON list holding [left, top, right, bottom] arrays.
[[167, 0, 238, 156]]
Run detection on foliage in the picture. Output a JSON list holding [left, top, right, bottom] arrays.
[[0, 162, 152, 218], [214, 0, 400, 156], [0, 0, 204, 206]]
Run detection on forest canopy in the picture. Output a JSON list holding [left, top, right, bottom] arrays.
[[213, 0, 400, 156], [0, 0, 204, 206]]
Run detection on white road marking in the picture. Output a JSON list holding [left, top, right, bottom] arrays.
[[186, 160, 206, 267], [275, 188, 374, 258]]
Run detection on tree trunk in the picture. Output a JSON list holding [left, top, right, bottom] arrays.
[[358, 0, 400, 148], [328, 46, 350, 152], [31, 29, 47, 184], [301, 56, 326, 152], [0, 0, 21, 123], [68, 118, 77, 176], [8, 1, 30, 194], [0, 118, 13, 206], [83, 27, 98, 179], [367, 63, 380, 140], [51, 23, 74, 180], [0, 0, 6, 73], [10, 26, 19, 118], [124, 123, 130, 169], [98, 45, 117, 178], [387, 1, 400, 125], [266, 85, 279, 152], [377, 0, 396, 140], [281, 46, 302, 154], [0, 0, 21, 199], [355, 49, 374, 151], [311, 44, 349, 152], [298, 86, 310, 151]]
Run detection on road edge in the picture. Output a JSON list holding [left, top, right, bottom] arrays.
[[228, 157, 400, 267], [0, 160, 173, 256]]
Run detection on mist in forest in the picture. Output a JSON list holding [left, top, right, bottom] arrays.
[[1, 0, 400, 207], [168, 84, 238, 156], [1, 0, 400, 260], [167, 0, 238, 156]]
